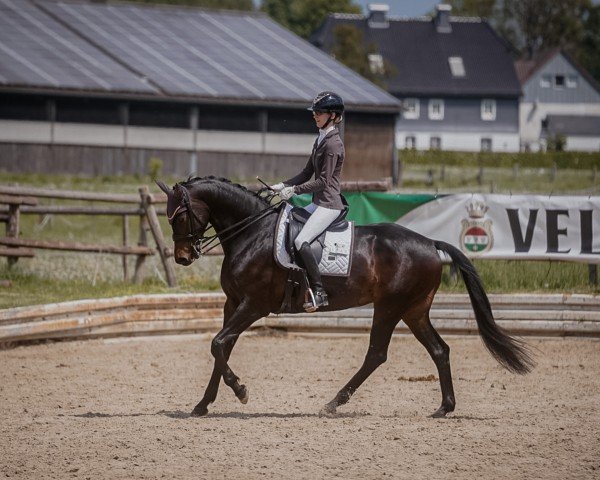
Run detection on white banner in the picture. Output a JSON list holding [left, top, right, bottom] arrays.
[[398, 194, 600, 263]]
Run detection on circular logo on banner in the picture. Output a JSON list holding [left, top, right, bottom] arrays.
[[460, 201, 494, 254]]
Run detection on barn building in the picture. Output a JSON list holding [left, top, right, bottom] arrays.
[[0, 0, 401, 182]]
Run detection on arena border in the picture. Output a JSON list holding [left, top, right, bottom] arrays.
[[1, 292, 599, 347]]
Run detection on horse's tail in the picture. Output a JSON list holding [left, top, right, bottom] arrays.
[[434, 240, 534, 375]]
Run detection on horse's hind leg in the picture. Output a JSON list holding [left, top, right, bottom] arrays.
[[321, 307, 399, 415], [404, 310, 455, 418]]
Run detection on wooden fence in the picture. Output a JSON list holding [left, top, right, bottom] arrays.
[[0, 185, 177, 286], [0, 292, 598, 347]]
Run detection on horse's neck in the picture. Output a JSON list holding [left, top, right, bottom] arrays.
[[190, 182, 268, 233]]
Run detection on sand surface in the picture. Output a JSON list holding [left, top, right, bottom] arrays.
[[1, 332, 599, 479]]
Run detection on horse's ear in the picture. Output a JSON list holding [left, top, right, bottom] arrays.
[[155, 180, 171, 196]]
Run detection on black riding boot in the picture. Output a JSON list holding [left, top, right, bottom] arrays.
[[297, 242, 328, 311]]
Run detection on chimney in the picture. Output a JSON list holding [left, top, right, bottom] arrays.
[[368, 4, 389, 28], [434, 4, 452, 33]]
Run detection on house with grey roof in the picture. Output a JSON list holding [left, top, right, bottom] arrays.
[[0, 0, 401, 181], [310, 4, 522, 152], [515, 49, 600, 152]]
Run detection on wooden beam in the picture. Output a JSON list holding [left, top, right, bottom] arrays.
[[0, 237, 154, 255], [0, 247, 35, 258], [0, 194, 38, 206]]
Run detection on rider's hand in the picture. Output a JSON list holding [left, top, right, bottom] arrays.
[[270, 182, 285, 191], [279, 186, 296, 200]]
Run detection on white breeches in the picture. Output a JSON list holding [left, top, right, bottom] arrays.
[[294, 203, 341, 251]]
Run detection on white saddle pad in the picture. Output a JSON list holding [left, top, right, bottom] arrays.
[[274, 204, 353, 277]]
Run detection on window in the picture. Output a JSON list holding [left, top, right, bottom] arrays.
[[428, 99, 444, 120], [554, 75, 565, 88], [540, 75, 551, 87], [481, 138, 492, 152], [405, 135, 416, 149], [448, 56, 466, 77], [481, 99, 496, 121], [402, 98, 420, 119], [566, 75, 578, 88], [430, 136, 441, 150], [368, 54, 385, 75]]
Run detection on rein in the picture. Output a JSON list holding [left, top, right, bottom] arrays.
[[170, 186, 283, 257], [199, 201, 283, 255]]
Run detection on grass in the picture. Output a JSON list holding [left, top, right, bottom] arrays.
[[0, 169, 598, 309]]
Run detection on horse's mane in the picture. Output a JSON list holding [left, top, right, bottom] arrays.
[[180, 176, 270, 207]]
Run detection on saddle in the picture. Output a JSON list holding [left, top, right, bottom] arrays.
[[284, 202, 349, 265]]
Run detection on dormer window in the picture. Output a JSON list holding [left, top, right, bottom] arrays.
[[448, 57, 465, 77], [368, 54, 385, 75]]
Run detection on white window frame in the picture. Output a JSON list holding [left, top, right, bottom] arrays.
[[566, 74, 578, 88], [368, 53, 385, 75], [428, 99, 444, 120], [554, 74, 565, 89], [540, 75, 551, 88], [448, 56, 466, 77], [481, 99, 496, 121], [405, 135, 416, 149], [430, 136, 441, 150], [403, 98, 420, 119]]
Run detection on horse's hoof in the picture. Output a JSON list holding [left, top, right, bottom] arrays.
[[319, 402, 337, 416], [430, 407, 449, 418], [191, 405, 208, 417], [237, 385, 249, 404]]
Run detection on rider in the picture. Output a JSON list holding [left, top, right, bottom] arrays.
[[271, 91, 345, 310]]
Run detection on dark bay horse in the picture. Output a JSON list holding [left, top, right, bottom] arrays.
[[157, 176, 533, 418]]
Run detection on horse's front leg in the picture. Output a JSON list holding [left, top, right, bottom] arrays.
[[191, 298, 238, 417], [194, 299, 263, 416]]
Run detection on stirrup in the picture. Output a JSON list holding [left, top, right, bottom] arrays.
[[303, 288, 328, 312]]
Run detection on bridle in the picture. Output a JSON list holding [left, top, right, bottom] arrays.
[[168, 188, 207, 258], [168, 185, 283, 258]]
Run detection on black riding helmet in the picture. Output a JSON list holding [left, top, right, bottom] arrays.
[[307, 91, 344, 115]]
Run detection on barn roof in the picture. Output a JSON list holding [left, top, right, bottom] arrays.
[[310, 12, 522, 98], [0, 0, 400, 112]]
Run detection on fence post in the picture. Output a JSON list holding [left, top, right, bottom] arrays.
[[589, 264, 598, 286], [133, 206, 150, 284], [6, 204, 20, 268], [122, 215, 129, 282], [139, 186, 177, 287]]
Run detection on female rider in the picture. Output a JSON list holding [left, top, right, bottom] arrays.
[[271, 91, 345, 310]]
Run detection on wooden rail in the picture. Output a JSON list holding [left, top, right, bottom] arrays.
[[0, 293, 598, 346], [0, 184, 176, 286]]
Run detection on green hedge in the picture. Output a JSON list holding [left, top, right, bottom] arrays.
[[400, 149, 600, 169]]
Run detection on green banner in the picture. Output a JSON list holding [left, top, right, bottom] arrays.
[[290, 192, 438, 225]]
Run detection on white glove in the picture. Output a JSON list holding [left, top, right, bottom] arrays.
[[279, 186, 296, 200], [270, 182, 285, 191]]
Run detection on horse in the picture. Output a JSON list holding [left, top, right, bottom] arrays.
[[157, 176, 534, 418]]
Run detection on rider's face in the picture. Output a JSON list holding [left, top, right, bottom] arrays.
[[313, 110, 332, 129]]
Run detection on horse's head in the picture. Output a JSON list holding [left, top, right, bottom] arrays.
[[157, 180, 210, 266]]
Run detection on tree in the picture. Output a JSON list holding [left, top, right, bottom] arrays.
[[446, 0, 496, 18], [130, 0, 254, 10], [332, 24, 395, 88], [262, 0, 361, 39]]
